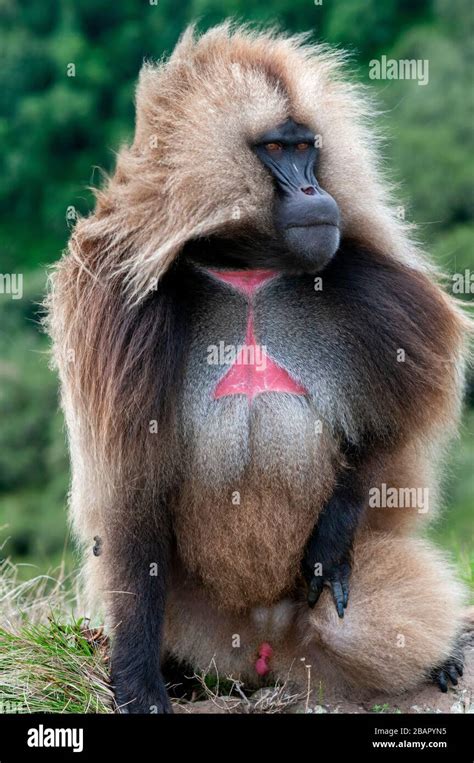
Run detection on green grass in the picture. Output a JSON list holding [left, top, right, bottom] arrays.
[[371, 703, 402, 714], [0, 620, 113, 714], [0, 560, 113, 714]]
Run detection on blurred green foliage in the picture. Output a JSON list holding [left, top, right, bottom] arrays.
[[0, 0, 472, 577]]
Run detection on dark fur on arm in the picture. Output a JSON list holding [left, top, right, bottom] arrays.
[[302, 445, 372, 617]]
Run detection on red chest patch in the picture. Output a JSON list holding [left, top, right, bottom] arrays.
[[208, 269, 307, 402]]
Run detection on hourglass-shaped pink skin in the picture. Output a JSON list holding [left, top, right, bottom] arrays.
[[208, 269, 308, 401]]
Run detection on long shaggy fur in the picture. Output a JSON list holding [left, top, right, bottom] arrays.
[[62, 22, 439, 302], [46, 22, 469, 700]]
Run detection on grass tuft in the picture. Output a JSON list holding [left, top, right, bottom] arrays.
[[0, 620, 113, 713], [0, 557, 113, 714]]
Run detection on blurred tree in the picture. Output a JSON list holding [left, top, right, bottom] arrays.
[[377, 25, 474, 233], [325, 0, 431, 59], [0, 0, 471, 264], [190, 0, 329, 35]]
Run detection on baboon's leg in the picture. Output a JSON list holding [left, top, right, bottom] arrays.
[[288, 532, 465, 695], [165, 534, 465, 698]]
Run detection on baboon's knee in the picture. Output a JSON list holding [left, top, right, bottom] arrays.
[[299, 533, 465, 693]]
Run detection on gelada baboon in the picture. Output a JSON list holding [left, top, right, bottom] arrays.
[[47, 23, 469, 712]]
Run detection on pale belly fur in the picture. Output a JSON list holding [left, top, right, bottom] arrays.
[[173, 394, 340, 612]]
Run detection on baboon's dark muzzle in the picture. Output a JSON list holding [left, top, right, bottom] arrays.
[[275, 181, 341, 272]]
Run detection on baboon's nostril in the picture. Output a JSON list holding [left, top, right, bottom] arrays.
[[301, 186, 317, 196]]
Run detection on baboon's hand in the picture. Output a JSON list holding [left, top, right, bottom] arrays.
[[303, 550, 351, 618], [430, 651, 464, 693], [302, 472, 363, 618], [113, 669, 172, 714]]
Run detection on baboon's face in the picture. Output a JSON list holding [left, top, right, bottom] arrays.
[[253, 118, 340, 272]]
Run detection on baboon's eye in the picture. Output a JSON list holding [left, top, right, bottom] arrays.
[[296, 142, 311, 151], [265, 142, 283, 152]]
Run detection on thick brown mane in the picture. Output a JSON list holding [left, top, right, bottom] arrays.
[[54, 22, 444, 308]]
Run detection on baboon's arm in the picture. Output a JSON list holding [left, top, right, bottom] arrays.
[[108, 504, 172, 714], [302, 465, 367, 617]]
